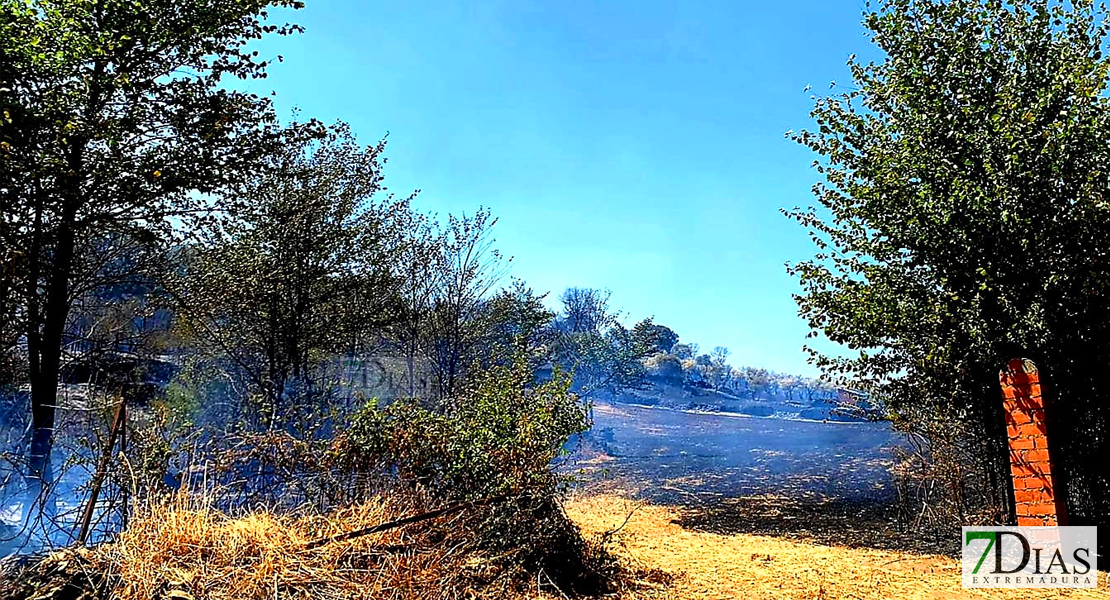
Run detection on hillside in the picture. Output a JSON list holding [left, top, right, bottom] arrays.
[[602, 376, 871, 423]]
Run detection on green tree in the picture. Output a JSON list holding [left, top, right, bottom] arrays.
[[0, 0, 305, 522], [423, 208, 509, 397], [172, 123, 405, 428], [787, 0, 1110, 526], [475, 280, 555, 370], [643, 352, 684, 384], [631, 318, 679, 355], [708, 346, 731, 388], [391, 208, 440, 398], [671, 342, 698, 360], [552, 297, 649, 396]]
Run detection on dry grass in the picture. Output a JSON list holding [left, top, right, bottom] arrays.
[[1, 490, 617, 600], [563, 493, 1110, 600], [66, 491, 531, 600], [6, 492, 1106, 600], [106, 494, 438, 599]]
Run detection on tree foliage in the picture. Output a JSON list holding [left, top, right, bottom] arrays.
[[556, 288, 613, 335], [0, 0, 306, 522], [788, 0, 1110, 527], [336, 358, 587, 502], [550, 288, 652, 395], [422, 208, 509, 397], [631, 319, 679, 355], [172, 123, 405, 427]]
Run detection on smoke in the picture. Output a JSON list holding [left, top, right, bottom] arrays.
[[0, 383, 132, 555], [571, 401, 902, 505]]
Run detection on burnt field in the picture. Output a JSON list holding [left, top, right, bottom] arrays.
[[566, 401, 902, 502], [562, 401, 936, 553]]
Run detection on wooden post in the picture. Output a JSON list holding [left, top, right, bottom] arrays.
[[999, 358, 1067, 526]]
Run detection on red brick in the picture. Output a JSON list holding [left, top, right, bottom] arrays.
[[1011, 469, 1051, 486], [1020, 479, 1052, 493], [1015, 460, 1050, 472], [1007, 408, 1046, 426], [1004, 401, 1045, 416], [1021, 449, 1051, 463], [1011, 470, 1044, 485], [1003, 384, 1032, 398], [1014, 396, 1046, 409], [1000, 358, 1064, 527], [1021, 501, 1062, 516], [1016, 422, 1046, 437], [1011, 460, 1050, 474], [1014, 489, 1036, 503], [1001, 370, 1039, 389], [1017, 515, 1054, 526], [1015, 488, 1054, 503]]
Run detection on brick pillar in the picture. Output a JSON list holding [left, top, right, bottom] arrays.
[[1000, 358, 1067, 526]]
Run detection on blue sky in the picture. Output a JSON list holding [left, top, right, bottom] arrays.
[[250, 0, 876, 376]]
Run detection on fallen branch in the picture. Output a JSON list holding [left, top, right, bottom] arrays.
[[304, 494, 511, 550], [600, 504, 639, 543], [76, 400, 126, 545]]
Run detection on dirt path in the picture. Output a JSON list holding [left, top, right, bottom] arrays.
[[564, 494, 1109, 600]]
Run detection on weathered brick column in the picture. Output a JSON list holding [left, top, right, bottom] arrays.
[[1000, 358, 1067, 526]]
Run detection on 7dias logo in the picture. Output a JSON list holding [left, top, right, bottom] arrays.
[[962, 526, 1098, 588]]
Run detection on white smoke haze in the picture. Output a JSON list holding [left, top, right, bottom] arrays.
[[567, 401, 901, 504], [1, 383, 129, 554], [0, 352, 903, 557]]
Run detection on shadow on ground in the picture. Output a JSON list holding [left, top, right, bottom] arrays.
[[672, 494, 957, 556]]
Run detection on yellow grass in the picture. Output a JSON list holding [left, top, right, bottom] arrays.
[[94, 492, 479, 600], [11, 492, 1105, 600], [562, 494, 1110, 600]]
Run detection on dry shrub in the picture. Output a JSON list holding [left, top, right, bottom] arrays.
[[890, 422, 1004, 548]]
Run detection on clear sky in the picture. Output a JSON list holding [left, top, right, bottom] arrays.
[[249, 0, 876, 376]]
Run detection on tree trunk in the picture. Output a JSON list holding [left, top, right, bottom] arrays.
[[25, 212, 77, 537]]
